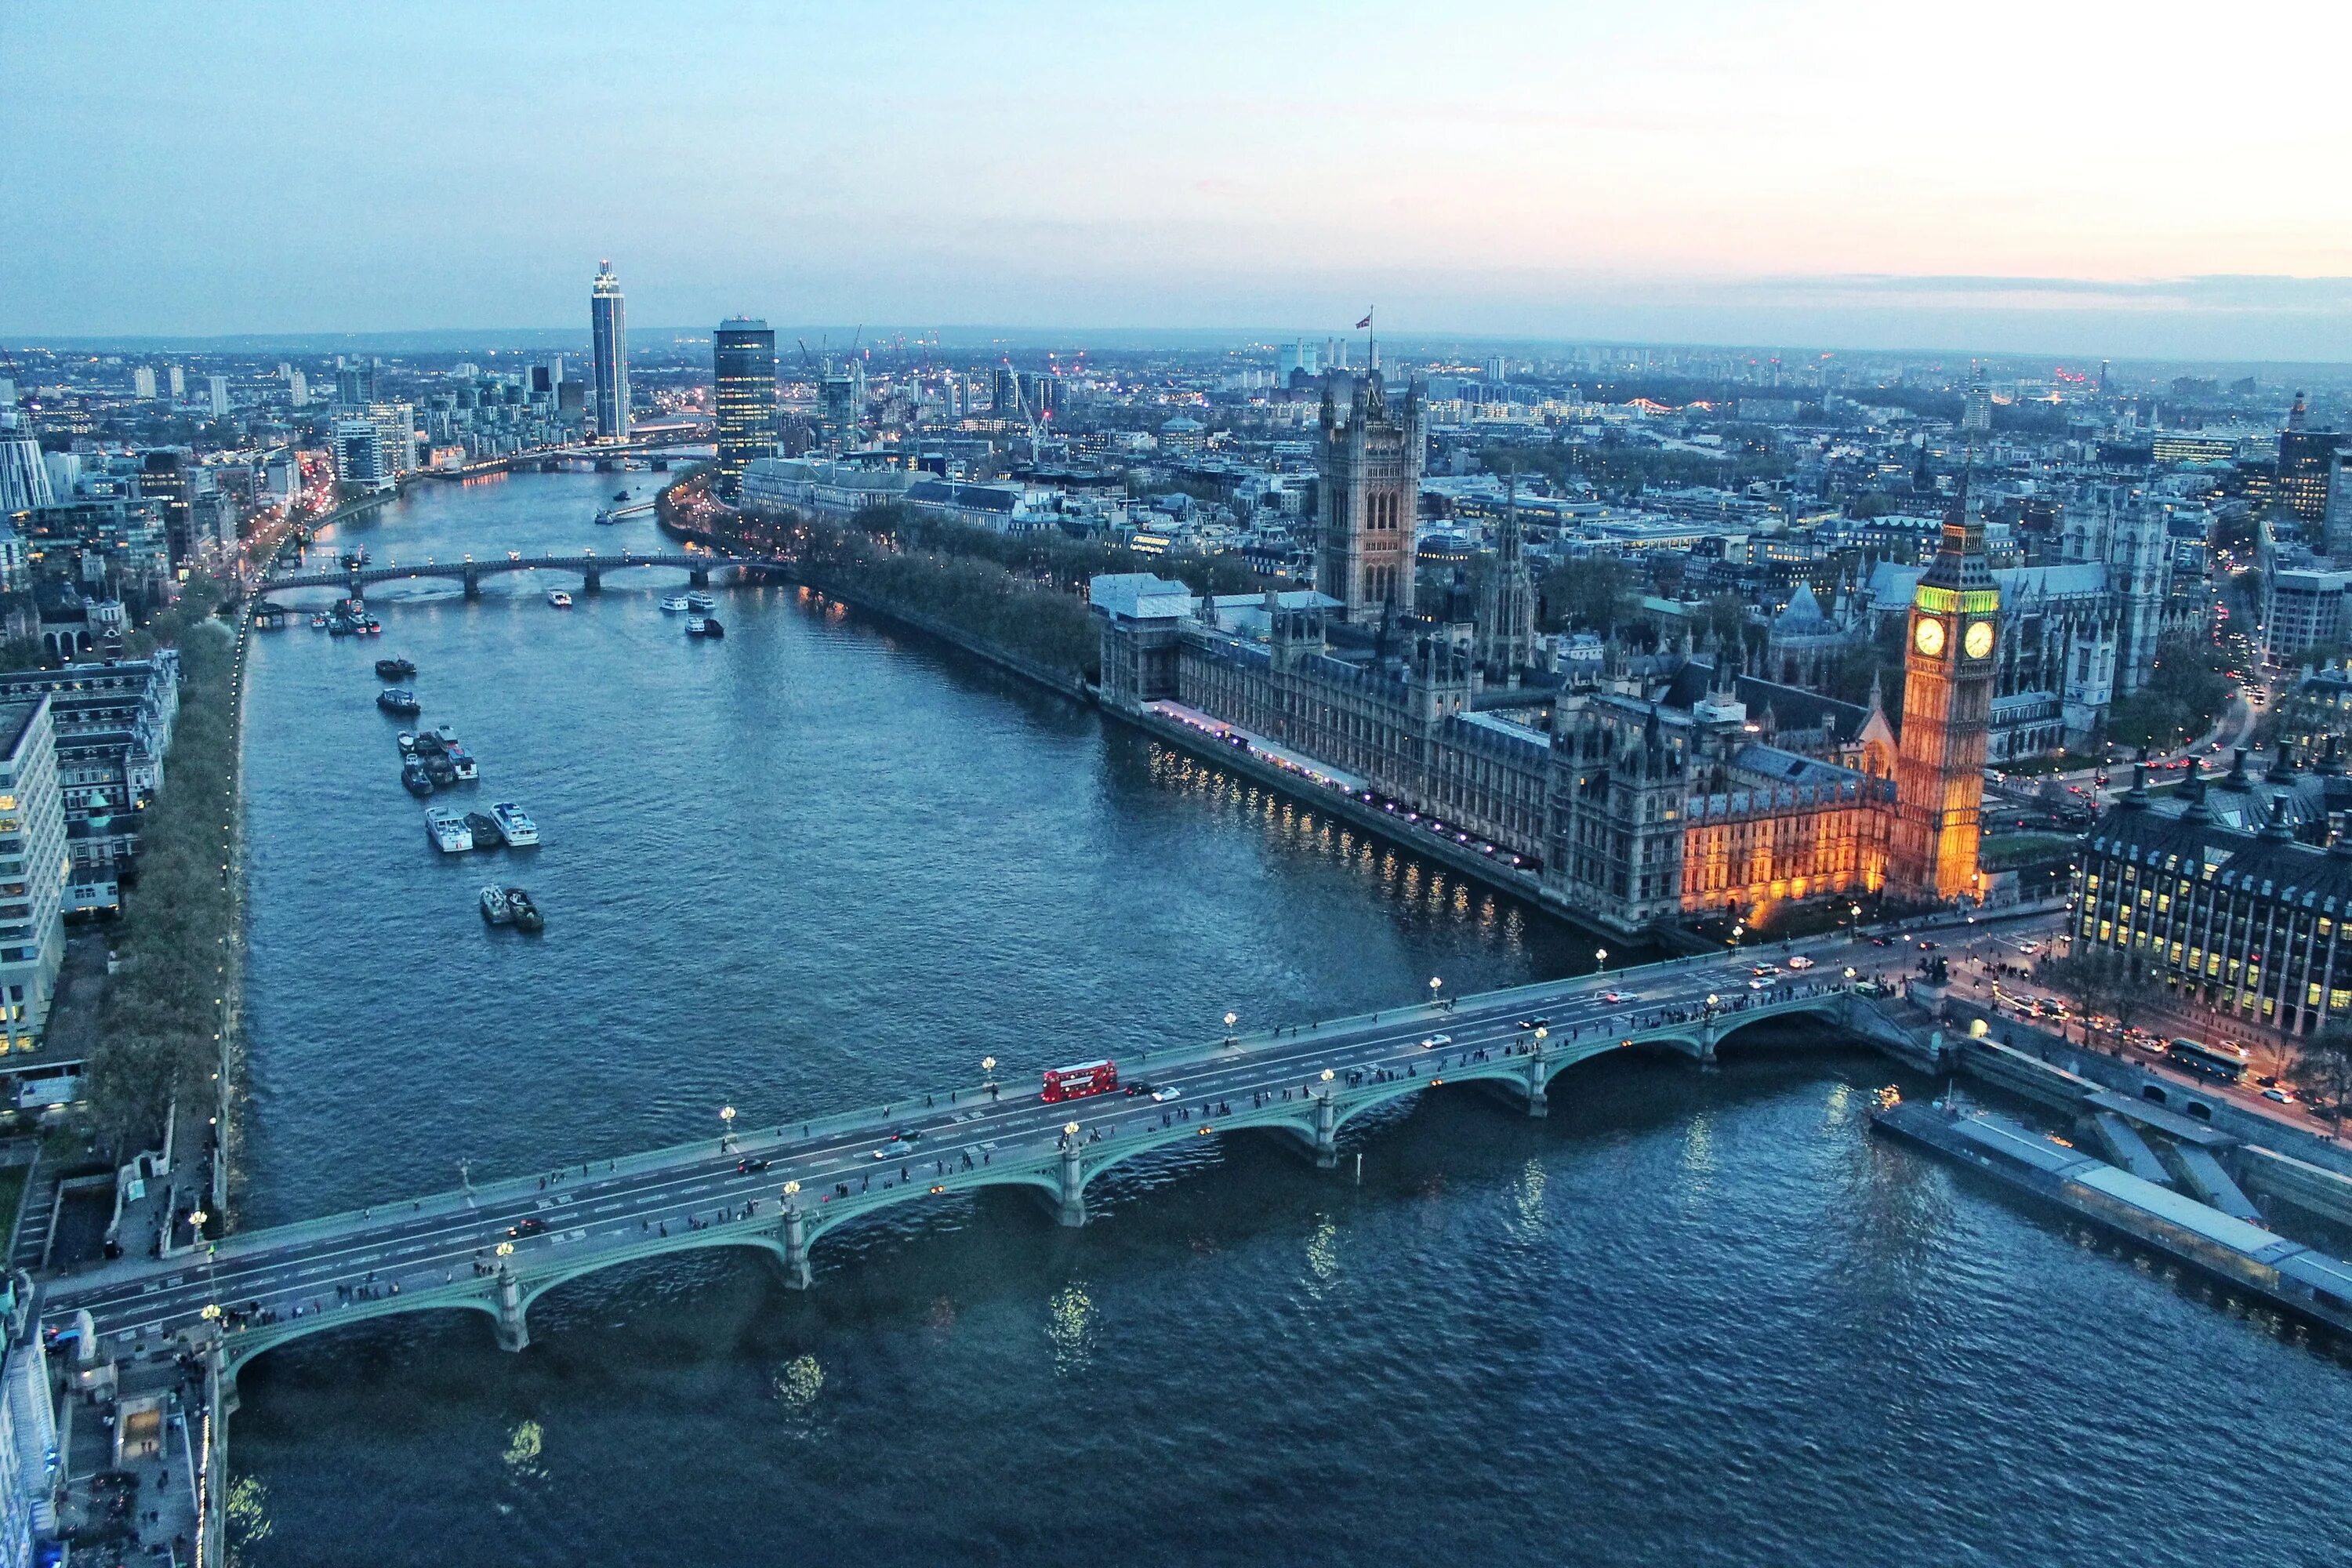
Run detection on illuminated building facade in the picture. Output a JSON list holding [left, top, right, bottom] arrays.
[[590, 260, 630, 442], [1888, 486, 1998, 902], [1316, 371, 1424, 625], [713, 318, 777, 497]]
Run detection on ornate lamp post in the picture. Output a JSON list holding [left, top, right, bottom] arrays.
[[1224, 1011, 1238, 1046], [719, 1105, 736, 1151], [983, 1056, 998, 1102], [1595, 947, 1609, 974], [1429, 976, 1444, 1009]]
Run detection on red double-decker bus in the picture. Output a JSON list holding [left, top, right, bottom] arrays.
[[1040, 1060, 1119, 1102]]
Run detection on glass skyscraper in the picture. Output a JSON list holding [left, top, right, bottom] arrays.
[[590, 260, 630, 442], [713, 318, 778, 495]]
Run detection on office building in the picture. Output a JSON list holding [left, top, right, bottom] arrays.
[[0, 655, 180, 878], [1961, 370, 1992, 434], [1316, 370, 1425, 624], [2279, 392, 2343, 532], [713, 318, 777, 495], [2327, 451, 2352, 562], [590, 260, 630, 441], [135, 449, 196, 565]]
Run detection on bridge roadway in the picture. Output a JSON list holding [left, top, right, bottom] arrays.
[[45, 934, 1907, 1374], [258, 549, 772, 595]]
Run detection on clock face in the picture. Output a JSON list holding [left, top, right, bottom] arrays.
[[1913, 618, 1946, 657], [1963, 620, 1994, 659]]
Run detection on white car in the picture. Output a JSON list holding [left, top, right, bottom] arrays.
[[1422, 1033, 1453, 1050], [2263, 1087, 2296, 1105], [1785, 956, 1814, 970], [1150, 1085, 1182, 1102]]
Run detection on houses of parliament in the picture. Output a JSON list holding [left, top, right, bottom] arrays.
[[1093, 368, 1996, 938]]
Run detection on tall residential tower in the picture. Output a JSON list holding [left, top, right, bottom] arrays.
[[713, 318, 778, 495], [590, 260, 630, 442]]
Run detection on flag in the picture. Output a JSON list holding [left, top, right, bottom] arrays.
[[1355, 310, 1374, 329]]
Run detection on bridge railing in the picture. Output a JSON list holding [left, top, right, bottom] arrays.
[[193, 937, 1922, 1261]]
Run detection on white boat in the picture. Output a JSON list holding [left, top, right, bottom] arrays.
[[685, 590, 717, 612], [686, 615, 706, 636], [658, 595, 689, 613], [489, 800, 540, 847], [547, 590, 574, 609], [480, 886, 512, 925], [425, 808, 474, 854]]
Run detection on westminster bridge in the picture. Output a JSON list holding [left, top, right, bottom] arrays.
[[258, 547, 779, 599], [44, 931, 1940, 1381]]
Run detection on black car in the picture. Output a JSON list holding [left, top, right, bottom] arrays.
[[736, 1157, 772, 1174], [1516, 1015, 1550, 1031], [508, 1216, 546, 1237]]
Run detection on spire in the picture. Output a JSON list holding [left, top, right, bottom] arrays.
[[1866, 665, 1884, 713]]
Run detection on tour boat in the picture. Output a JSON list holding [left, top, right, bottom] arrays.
[[400, 760, 434, 797], [376, 688, 421, 717], [425, 808, 474, 854], [658, 595, 689, 613], [464, 811, 503, 848], [503, 887, 545, 933], [489, 801, 539, 847], [685, 615, 707, 637], [685, 590, 717, 612], [375, 656, 416, 680], [547, 589, 573, 609], [480, 886, 513, 925]]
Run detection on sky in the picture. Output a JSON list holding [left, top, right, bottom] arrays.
[[5, 0, 2350, 360]]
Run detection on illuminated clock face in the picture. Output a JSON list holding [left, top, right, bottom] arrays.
[[1913, 618, 1946, 657], [1964, 621, 1995, 659]]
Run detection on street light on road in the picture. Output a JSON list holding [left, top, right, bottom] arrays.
[[1429, 976, 1444, 1008], [719, 1105, 736, 1150], [1224, 1011, 1238, 1045], [1595, 948, 1608, 973]]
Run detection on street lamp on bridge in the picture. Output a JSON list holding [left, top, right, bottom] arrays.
[[1595, 948, 1608, 974], [1224, 1011, 1238, 1046], [719, 1105, 737, 1151], [983, 1057, 998, 1102], [1429, 976, 1445, 1011]]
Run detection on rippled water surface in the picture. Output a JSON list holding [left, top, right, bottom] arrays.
[[228, 473, 2352, 1566]]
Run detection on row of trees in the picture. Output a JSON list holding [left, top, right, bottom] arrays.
[[86, 579, 238, 1147], [793, 520, 1102, 680], [2039, 949, 2352, 1122], [2106, 633, 2232, 753]]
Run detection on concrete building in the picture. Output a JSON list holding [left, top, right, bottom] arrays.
[[0, 654, 180, 878], [0, 425, 50, 516], [0, 697, 71, 1054], [206, 375, 230, 419], [590, 260, 630, 442]]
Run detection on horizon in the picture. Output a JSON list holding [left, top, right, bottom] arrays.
[[5, 2, 2350, 361]]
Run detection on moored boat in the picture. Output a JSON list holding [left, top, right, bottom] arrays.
[[685, 615, 707, 637], [395, 731, 417, 753], [504, 887, 544, 933], [423, 752, 457, 786], [685, 590, 716, 612], [376, 688, 421, 716], [658, 595, 689, 613], [425, 808, 474, 853], [489, 800, 539, 847], [593, 509, 616, 526], [401, 760, 434, 797], [448, 746, 478, 782], [547, 589, 573, 609], [464, 810, 503, 847], [375, 656, 416, 680], [480, 886, 512, 925]]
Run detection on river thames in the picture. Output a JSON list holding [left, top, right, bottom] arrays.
[[227, 471, 2352, 1566]]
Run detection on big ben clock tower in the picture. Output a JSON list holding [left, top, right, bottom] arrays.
[[1889, 472, 1999, 903]]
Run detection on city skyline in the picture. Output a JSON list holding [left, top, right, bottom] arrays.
[[4, 2, 2350, 358]]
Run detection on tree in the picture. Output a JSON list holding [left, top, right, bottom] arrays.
[[2297, 1024, 2352, 1127], [2038, 948, 2169, 1051], [1539, 555, 1637, 637]]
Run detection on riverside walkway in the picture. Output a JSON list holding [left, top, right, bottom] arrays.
[[44, 933, 1932, 1377]]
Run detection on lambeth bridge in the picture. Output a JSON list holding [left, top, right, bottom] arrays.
[[45, 934, 1941, 1381], [260, 548, 778, 600]]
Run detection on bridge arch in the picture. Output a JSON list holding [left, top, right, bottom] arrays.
[[221, 1293, 506, 1379]]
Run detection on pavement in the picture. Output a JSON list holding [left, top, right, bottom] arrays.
[[42, 929, 1927, 1357]]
